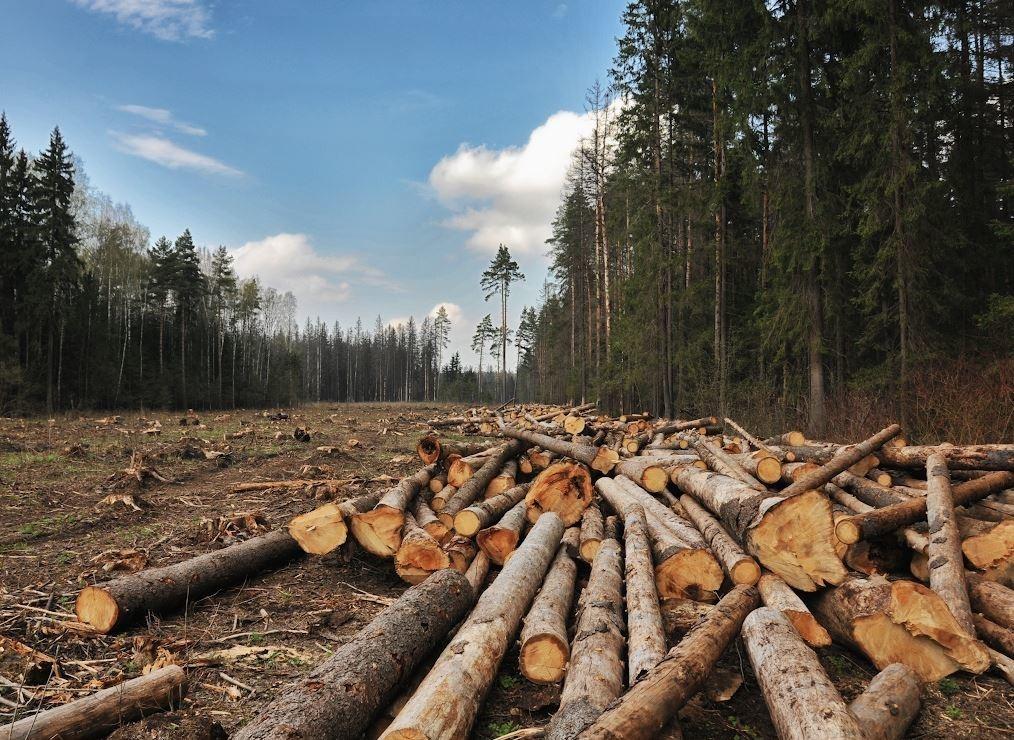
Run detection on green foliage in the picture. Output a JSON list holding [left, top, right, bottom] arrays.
[[937, 677, 960, 696]]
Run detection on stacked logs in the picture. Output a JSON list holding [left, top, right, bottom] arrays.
[[41, 405, 1013, 740]]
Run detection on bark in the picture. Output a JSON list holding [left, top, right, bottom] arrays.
[[722, 418, 774, 455], [485, 459, 519, 499], [757, 573, 831, 647], [499, 423, 619, 474], [430, 485, 457, 513], [925, 453, 976, 635], [847, 663, 921, 740], [579, 502, 604, 563], [677, 494, 760, 586], [288, 491, 383, 555], [525, 462, 594, 526], [659, 598, 713, 643], [441, 534, 477, 573], [440, 441, 525, 524], [968, 576, 1014, 630], [833, 471, 907, 509], [878, 444, 1014, 471], [1, 665, 185, 740], [742, 608, 864, 740], [476, 499, 529, 566], [623, 507, 667, 684], [973, 614, 1014, 657], [236, 569, 475, 740], [395, 512, 451, 585], [577, 586, 758, 740], [416, 437, 493, 466], [519, 538, 580, 684], [614, 457, 669, 493], [76, 529, 302, 633], [350, 464, 439, 558], [454, 482, 532, 537], [382, 514, 565, 740], [545, 539, 625, 740], [654, 417, 718, 436], [779, 424, 902, 498], [685, 434, 765, 491], [414, 494, 450, 544]]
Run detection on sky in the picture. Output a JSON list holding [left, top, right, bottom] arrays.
[[1, 0, 626, 365]]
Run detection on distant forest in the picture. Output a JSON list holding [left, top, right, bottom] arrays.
[[2, 0, 1012, 441]]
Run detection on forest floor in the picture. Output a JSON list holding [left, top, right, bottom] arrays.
[[0, 403, 1011, 739]]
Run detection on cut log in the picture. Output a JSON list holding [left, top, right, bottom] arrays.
[[968, 576, 1014, 630], [779, 424, 902, 498], [485, 459, 519, 499], [811, 575, 990, 680], [834, 470, 907, 509], [579, 502, 604, 563], [659, 598, 713, 643], [544, 539, 625, 740], [684, 433, 765, 491], [614, 458, 669, 493], [654, 417, 718, 436], [764, 431, 806, 447], [677, 494, 760, 586], [925, 452, 976, 635], [878, 444, 1014, 471], [519, 536, 580, 684], [236, 568, 476, 740], [440, 441, 526, 525], [445, 447, 503, 488], [441, 534, 477, 573], [381, 513, 565, 740], [742, 608, 864, 740], [623, 506, 667, 684], [577, 585, 758, 740], [835, 471, 1014, 544], [430, 485, 456, 513], [779, 460, 818, 485], [525, 461, 594, 526], [960, 516, 1014, 571], [0, 665, 185, 740], [476, 499, 529, 566], [414, 494, 450, 544], [722, 417, 774, 455], [416, 437, 493, 465], [395, 512, 451, 585], [867, 468, 895, 487], [671, 465, 846, 591], [454, 482, 532, 537], [350, 464, 438, 558], [730, 452, 782, 485], [499, 423, 619, 474], [973, 613, 1014, 657], [757, 573, 831, 647], [288, 490, 383, 555], [428, 472, 447, 494], [77, 529, 301, 633], [847, 663, 921, 740]]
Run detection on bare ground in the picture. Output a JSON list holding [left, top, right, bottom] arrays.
[[0, 403, 1011, 739]]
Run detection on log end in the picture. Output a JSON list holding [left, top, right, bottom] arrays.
[[580, 538, 602, 564], [349, 506, 405, 558], [446, 459, 474, 488], [288, 504, 347, 555], [836, 517, 861, 545], [785, 431, 805, 446], [784, 609, 832, 648], [417, 436, 441, 465], [526, 462, 593, 526], [641, 465, 669, 493], [730, 557, 762, 587], [520, 633, 569, 684], [476, 528, 519, 566], [76, 585, 120, 633], [591, 447, 621, 474], [961, 520, 1014, 570], [756, 456, 782, 485], [453, 510, 482, 538], [655, 548, 724, 600]]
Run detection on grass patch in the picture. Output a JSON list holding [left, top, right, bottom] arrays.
[[497, 674, 518, 690], [938, 677, 960, 696], [944, 706, 963, 720], [15, 513, 79, 540], [486, 721, 520, 737]]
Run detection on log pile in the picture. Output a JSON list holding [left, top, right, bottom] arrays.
[[19, 404, 1012, 739]]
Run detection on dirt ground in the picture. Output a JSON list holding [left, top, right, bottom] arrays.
[[0, 403, 1011, 739]]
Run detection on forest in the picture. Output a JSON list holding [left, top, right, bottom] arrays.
[[1, 0, 1012, 441]]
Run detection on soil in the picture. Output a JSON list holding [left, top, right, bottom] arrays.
[[0, 403, 1011, 739]]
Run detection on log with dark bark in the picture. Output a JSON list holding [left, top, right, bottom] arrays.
[[382, 513, 565, 740], [476, 499, 528, 566], [545, 538, 626, 740], [77, 529, 302, 633], [763, 431, 806, 447], [519, 532, 580, 684], [671, 464, 846, 591], [654, 417, 718, 436], [847, 663, 922, 740], [835, 471, 1014, 545], [833, 470, 907, 509], [350, 464, 439, 558], [677, 494, 760, 586], [757, 573, 830, 647], [577, 585, 758, 740], [288, 490, 383, 555], [525, 461, 594, 526], [623, 506, 667, 684], [742, 608, 864, 740], [498, 423, 619, 474], [614, 457, 669, 493], [394, 512, 451, 584], [878, 444, 1014, 471], [453, 482, 532, 537], [778, 424, 902, 498], [235, 568, 476, 740], [579, 501, 604, 563], [0, 665, 186, 740], [811, 575, 990, 681]]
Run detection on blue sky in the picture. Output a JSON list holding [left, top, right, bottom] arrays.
[[1, 0, 625, 363]]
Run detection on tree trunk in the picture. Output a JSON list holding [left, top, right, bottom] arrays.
[[476, 499, 528, 566], [614, 458, 669, 493], [578, 585, 758, 740], [440, 441, 525, 525], [525, 461, 594, 526], [779, 425, 903, 498], [757, 573, 830, 647], [76, 529, 302, 633], [743, 608, 864, 740], [288, 490, 384, 555], [499, 423, 619, 474], [878, 444, 1014, 471], [395, 512, 451, 585], [623, 506, 667, 684], [848, 663, 921, 740], [729, 452, 783, 485], [382, 513, 565, 740], [579, 502, 604, 563], [350, 464, 439, 558], [519, 535, 580, 684], [925, 453, 976, 634], [235, 569, 475, 740], [676, 494, 760, 586], [968, 576, 1014, 630], [454, 482, 531, 537]]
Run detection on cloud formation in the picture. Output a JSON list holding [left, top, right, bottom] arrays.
[[231, 233, 393, 319], [428, 108, 599, 255], [110, 132, 243, 176], [70, 0, 213, 41], [117, 104, 207, 136]]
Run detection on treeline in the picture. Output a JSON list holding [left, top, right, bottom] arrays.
[[522, 0, 1013, 437], [0, 115, 491, 412]]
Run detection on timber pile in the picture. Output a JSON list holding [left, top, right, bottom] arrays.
[[14, 403, 1013, 739]]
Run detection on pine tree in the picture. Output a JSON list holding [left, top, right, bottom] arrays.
[[481, 244, 525, 401], [471, 314, 495, 399]]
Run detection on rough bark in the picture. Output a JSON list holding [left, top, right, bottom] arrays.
[[847, 663, 921, 740], [973, 614, 1014, 657], [623, 506, 667, 684], [485, 459, 519, 500], [659, 598, 713, 643], [677, 494, 760, 586], [614, 457, 669, 493], [350, 464, 439, 558], [757, 573, 831, 647], [440, 441, 525, 525], [499, 423, 619, 474], [288, 490, 382, 555], [925, 452, 976, 635], [525, 461, 594, 526], [685, 434, 765, 491], [878, 444, 1014, 471], [519, 538, 580, 684], [454, 482, 531, 537], [968, 576, 1014, 630], [416, 437, 493, 466], [779, 424, 902, 498], [579, 502, 604, 563], [414, 494, 450, 544]]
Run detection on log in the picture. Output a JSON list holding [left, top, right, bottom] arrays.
[[623, 506, 667, 684], [499, 423, 619, 474], [236, 568, 476, 740], [577, 585, 758, 740], [968, 577, 1014, 630], [445, 447, 502, 488], [779, 460, 818, 485], [440, 441, 525, 526], [519, 534, 580, 684], [742, 608, 864, 740], [811, 575, 990, 680], [288, 490, 383, 555], [730, 452, 782, 485], [441, 534, 477, 573], [76, 529, 302, 633], [959, 515, 1014, 571], [381, 513, 565, 740], [684, 433, 765, 491], [454, 482, 532, 537], [677, 494, 760, 586], [847, 663, 921, 740], [722, 417, 774, 455], [0, 665, 185, 740], [544, 539, 625, 740], [924, 452, 976, 635], [476, 499, 529, 566], [428, 472, 447, 494], [867, 468, 895, 487], [835, 471, 1014, 544], [416, 437, 492, 465], [757, 573, 831, 647], [525, 461, 594, 526], [579, 502, 604, 563], [654, 417, 718, 436], [671, 465, 846, 591], [414, 494, 450, 544], [430, 485, 456, 513], [833, 470, 907, 509], [973, 613, 1014, 656], [614, 458, 669, 493], [778, 424, 902, 498], [395, 512, 451, 584], [878, 444, 1014, 471], [659, 598, 713, 643], [763, 431, 806, 447], [350, 464, 438, 558], [485, 459, 519, 499]]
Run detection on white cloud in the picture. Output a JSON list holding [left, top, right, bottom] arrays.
[[116, 104, 206, 136], [71, 0, 213, 41], [428, 109, 600, 255], [110, 132, 243, 176], [231, 233, 393, 319], [429, 302, 463, 325]]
